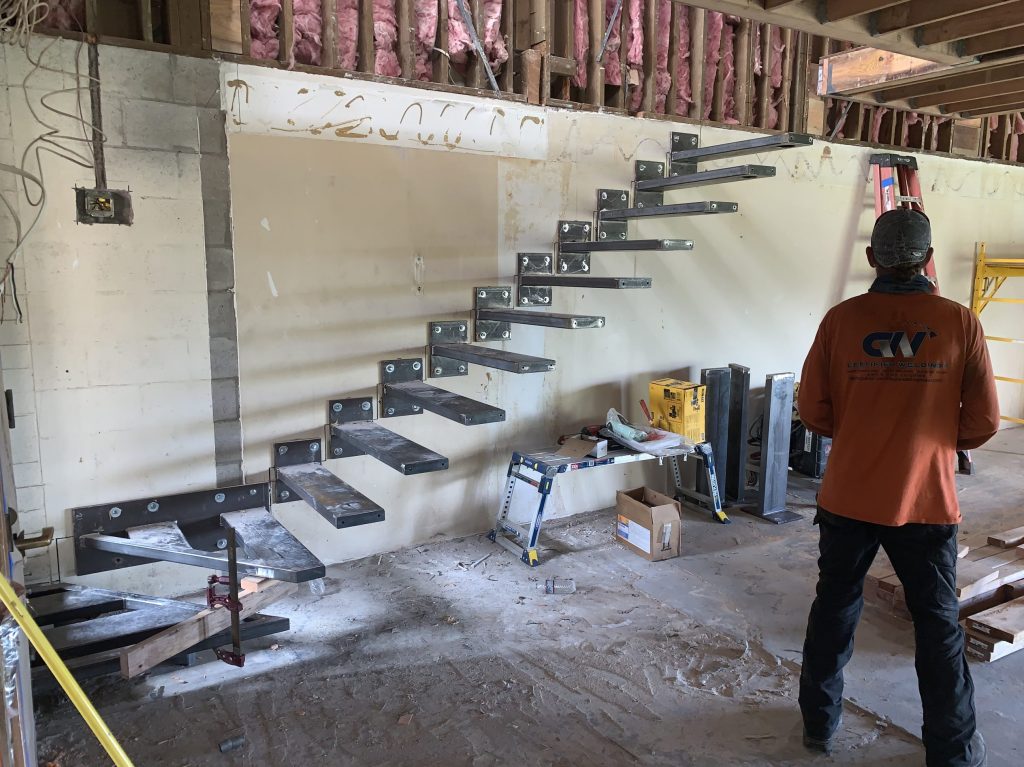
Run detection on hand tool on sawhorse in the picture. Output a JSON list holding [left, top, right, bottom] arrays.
[[671, 442, 731, 524], [206, 527, 244, 667], [870, 153, 974, 477]]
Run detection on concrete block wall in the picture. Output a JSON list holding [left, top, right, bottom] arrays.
[[0, 39, 241, 593]]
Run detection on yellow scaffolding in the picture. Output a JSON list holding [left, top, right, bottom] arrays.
[[972, 242, 1024, 425]]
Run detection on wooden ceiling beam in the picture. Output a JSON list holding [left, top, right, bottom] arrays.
[[916, 1, 1024, 46], [961, 100, 1024, 117], [963, 28, 1024, 57], [943, 91, 1024, 113], [872, 1, 1017, 37], [911, 77, 1024, 108], [763, 0, 803, 8], [823, 0, 904, 23], [874, 60, 1024, 101]]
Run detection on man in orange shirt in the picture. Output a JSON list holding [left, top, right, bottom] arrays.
[[797, 209, 999, 767]]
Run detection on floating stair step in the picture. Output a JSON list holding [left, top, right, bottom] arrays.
[[276, 464, 385, 529], [384, 380, 506, 425], [431, 343, 555, 374], [476, 307, 605, 329], [636, 165, 776, 192], [669, 132, 812, 163], [30, 590, 127, 625], [221, 508, 326, 579], [599, 201, 738, 221], [558, 239, 694, 253], [330, 421, 449, 474], [519, 275, 651, 289]]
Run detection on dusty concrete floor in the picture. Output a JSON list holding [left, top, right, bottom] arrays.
[[36, 430, 1023, 766]]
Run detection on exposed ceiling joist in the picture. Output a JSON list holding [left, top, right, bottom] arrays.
[[963, 28, 1024, 57], [872, 1, 1018, 37], [962, 100, 1024, 116], [676, 2, 965, 64], [823, 0, 903, 23], [911, 77, 1024, 108], [942, 92, 1024, 113], [763, 0, 802, 8], [916, 2, 1024, 46], [873, 60, 1024, 101]]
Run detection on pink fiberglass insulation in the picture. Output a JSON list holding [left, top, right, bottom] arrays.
[[900, 112, 921, 147], [415, 0, 439, 80], [702, 12, 723, 120], [720, 20, 737, 124], [250, 0, 281, 61], [604, 0, 623, 86], [43, 0, 84, 31], [338, 0, 360, 69], [626, 0, 644, 110], [764, 26, 784, 130], [673, 6, 692, 116], [870, 108, 888, 144], [293, 0, 324, 66], [249, 0, 323, 66], [1009, 114, 1024, 160], [573, 0, 589, 88], [653, 0, 671, 112], [374, 0, 401, 76], [446, 0, 508, 73]]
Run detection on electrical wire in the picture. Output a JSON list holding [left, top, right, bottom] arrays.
[[0, 3, 103, 322]]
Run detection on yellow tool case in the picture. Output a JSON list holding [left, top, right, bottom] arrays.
[[648, 378, 706, 442]]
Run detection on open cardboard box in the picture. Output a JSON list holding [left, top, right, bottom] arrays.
[[615, 487, 682, 562]]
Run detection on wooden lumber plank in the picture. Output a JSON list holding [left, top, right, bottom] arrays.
[[734, 19, 752, 126], [756, 23, 772, 128], [240, 0, 252, 56], [823, 0, 903, 23], [967, 595, 1024, 643], [359, 0, 375, 72], [469, 0, 485, 88], [989, 526, 1024, 548], [321, 0, 338, 68], [958, 558, 1024, 599], [521, 48, 542, 103], [874, 1, 1018, 37], [435, 0, 451, 84], [778, 27, 794, 131], [138, 0, 154, 42], [963, 27, 1024, 57], [913, 78, 1024, 109], [917, 2, 1024, 47], [665, 1, 680, 115], [120, 581, 296, 678]]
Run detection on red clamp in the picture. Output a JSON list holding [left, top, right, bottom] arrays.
[[206, 574, 242, 612], [215, 648, 245, 667]]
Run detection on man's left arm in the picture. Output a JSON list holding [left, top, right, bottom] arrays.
[[958, 314, 1000, 450], [798, 318, 834, 438]]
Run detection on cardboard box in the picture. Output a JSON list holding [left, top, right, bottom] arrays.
[[648, 378, 706, 442], [614, 487, 682, 561]]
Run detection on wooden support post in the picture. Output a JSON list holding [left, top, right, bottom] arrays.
[[321, 0, 338, 68], [586, 0, 604, 106], [851, 102, 865, 142], [199, 0, 212, 49], [778, 27, 794, 132], [521, 48, 542, 103], [665, 1, 681, 115], [469, 0, 485, 88], [435, 0, 451, 84], [689, 7, 705, 120], [556, 0, 573, 99], [500, 0, 515, 91], [138, 0, 154, 42], [359, 0, 375, 72], [712, 23, 727, 122], [793, 32, 810, 133], [756, 23, 772, 128], [530, 0, 548, 45], [398, 0, 416, 78], [279, 0, 294, 63], [85, 0, 99, 35], [641, 0, 656, 113], [240, 0, 252, 56], [119, 581, 296, 679], [734, 20, 752, 126]]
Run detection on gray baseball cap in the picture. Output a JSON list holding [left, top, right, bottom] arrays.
[[871, 209, 932, 268]]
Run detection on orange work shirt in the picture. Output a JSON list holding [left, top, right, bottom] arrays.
[[798, 290, 999, 526]]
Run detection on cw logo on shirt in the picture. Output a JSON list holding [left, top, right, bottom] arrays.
[[862, 330, 936, 358]]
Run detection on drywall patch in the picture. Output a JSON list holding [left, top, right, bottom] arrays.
[[220, 63, 548, 160]]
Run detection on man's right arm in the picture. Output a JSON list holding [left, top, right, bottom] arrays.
[[798, 318, 834, 438], [958, 313, 1000, 450]]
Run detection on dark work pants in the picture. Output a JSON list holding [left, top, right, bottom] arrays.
[[799, 508, 978, 767]]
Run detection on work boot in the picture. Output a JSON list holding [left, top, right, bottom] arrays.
[[802, 716, 842, 756], [967, 731, 987, 767]]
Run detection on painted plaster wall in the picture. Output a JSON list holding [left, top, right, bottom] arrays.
[[226, 66, 1024, 568], [0, 40, 220, 593]]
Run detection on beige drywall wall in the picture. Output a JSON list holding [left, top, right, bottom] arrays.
[[226, 66, 1024, 567], [0, 40, 219, 594]]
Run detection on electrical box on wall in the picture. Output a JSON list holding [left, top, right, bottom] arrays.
[[75, 187, 134, 225]]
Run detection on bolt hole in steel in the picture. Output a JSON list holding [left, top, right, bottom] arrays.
[[309, 442, 319, 452], [385, 363, 396, 374], [113, 557, 123, 565], [147, 501, 159, 513], [360, 400, 371, 411], [458, 324, 465, 332], [477, 290, 486, 298], [249, 488, 257, 495], [412, 362, 421, 371], [332, 402, 343, 412], [386, 407, 396, 416], [109, 507, 122, 518], [458, 365, 466, 373], [434, 367, 443, 375], [412, 405, 421, 412], [278, 445, 288, 455], [521, 297, 528, 305], [501, 331, 510, 338], [478, 332, 487, 340], [334, 447, 343, 456], [280, 489, 291, 500], [561, 223, 569, 232], [433, 325, 442, 333], [214, 493, 226, 503], [216, 538, 228, 550]]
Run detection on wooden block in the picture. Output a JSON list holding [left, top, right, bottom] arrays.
[[958, 544, 969, 559], [964, 544, 1001, 562], [120, 582, 295, 678], [240, 576, 273, 592], [966, 595, 1024, 644], [878, 573, 901, 594], [521, 49, 542, 105], [966, 638, 1023, 663], [989, 526, 1024, 548], [956, 559, 1005, 599]]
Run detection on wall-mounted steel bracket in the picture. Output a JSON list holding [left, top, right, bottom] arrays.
[[517, 286, 552, 306]]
